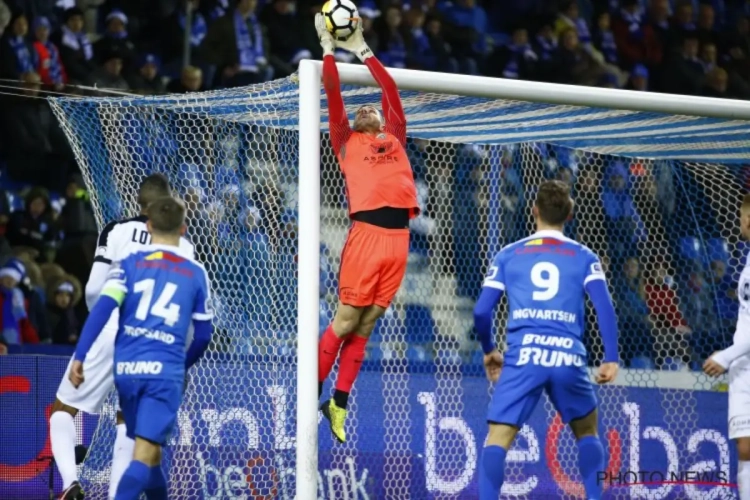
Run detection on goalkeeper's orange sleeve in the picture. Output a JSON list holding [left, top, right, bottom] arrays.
[[322, 55, 352, 155], [365, 57, 406, 146]]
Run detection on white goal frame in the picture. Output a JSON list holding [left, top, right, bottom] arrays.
[[294, 58, 750, 500]]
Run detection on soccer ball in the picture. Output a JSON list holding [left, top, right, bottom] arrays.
[[322, 0, 360, 42]]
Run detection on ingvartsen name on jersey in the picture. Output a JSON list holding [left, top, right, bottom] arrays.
[[512, 308, 576, 323]]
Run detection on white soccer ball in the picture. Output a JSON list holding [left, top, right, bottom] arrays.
[[322, 0, 360, 42]]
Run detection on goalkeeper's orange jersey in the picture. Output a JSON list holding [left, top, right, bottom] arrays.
[[337, 130, 419, 218]]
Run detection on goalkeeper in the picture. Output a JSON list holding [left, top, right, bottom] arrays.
[[315, 14, 419, 443]]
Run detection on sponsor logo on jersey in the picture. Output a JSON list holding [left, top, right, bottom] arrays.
[[516, 347, 585, 367], [521, 333, 575, 349], [590, 262, 603, 275], [95, 246, 107, 257], [123, 325, 175, 344], [369, 141, 395, 155], [116, 361, 163, 375], [512, 308, 576, 323]]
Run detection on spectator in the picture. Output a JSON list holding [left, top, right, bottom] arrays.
[[127, 53, 165, 94], [58, 174, 97, 241], [16, 254, 50, 343], [487, 26, 537, 80], [377, 5, 409, 69], [89, 49, 129, 91], [0, 13, 37, 80], [40, 262, 65, 286], [260, 0, 311, 78], [661, 32, 704, 95], [592, 9, 618, 66], [707, 257, 739, 333], [54, 7, 95, 84], [601, 161, 645, 267], [724, 16, 750, 84], [7, 187, 61, 263], [0, 259, 39, 346], [697, 2, 718, 45], [166, 65, 204, 93], [700, 41, 718, 73], [31, 17, 66, 89], [0, 72, 73, 192], [672, 0, 697, 35], [202, 0, 273, 87], [162, 0, 208, 67], [93, 9, 135, 72], [612, 0, 663, 69], [648, 0, 673, 52], [45, 276, 81, 345], [555, 0, 600, 62], [626, 63, 650, 90], [0, 0, 10, 38], [439, 0, 486, 68], [614, 256, 652, 365], [551, 28, 606, 86], [644, 259, 692, 367], [407, 9, 450, 72], [360, 2, 380, 50]]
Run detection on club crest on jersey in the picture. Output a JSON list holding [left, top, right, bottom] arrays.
[[369, 141, 395, 155]]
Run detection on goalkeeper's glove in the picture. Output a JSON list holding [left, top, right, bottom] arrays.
[[336, 22, 372, 62], [315, 13, 335, 57]]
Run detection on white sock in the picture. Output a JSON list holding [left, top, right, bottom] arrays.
[[740, 461, 750, 500], [50, 412, 78, 489], [108, 424, 134, 500]]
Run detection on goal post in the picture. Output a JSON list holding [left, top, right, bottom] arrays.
[[48, 59, 750, 500]]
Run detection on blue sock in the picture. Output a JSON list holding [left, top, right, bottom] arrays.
[[479, 445, 507, 499], [577, 436, 605, 500], [115, 460, 151, 500], [144, 465, 168, 500]]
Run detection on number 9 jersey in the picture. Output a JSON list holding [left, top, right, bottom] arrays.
[[102, 244, 213, 383], [483, 230, 605, 364]]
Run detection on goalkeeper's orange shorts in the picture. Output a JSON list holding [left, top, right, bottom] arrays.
[[338, 221, 409, 309]]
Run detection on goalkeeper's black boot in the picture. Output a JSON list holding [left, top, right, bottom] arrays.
[[60, 480, 84, 500], [320, 400, 347, 444]]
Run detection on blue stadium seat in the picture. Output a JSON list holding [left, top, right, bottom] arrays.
[[679, 237, 701, 261], [404, 304, 436, 344], [706, 238, 729, 263], [662, 357, 687, 371], [630, 355, 655, 369], [406, 345, 429, 362]]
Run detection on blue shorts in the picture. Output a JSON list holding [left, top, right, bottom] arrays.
[[487, 361, 596, 427], [115, 378, 182, 445]]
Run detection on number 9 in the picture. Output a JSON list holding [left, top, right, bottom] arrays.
[[531, 262, 559, 301]]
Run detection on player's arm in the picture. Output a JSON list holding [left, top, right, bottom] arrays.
[[364, 57, 406, 145], [84, 221, 118, 310], [473, 257, 505, 355], [316, 15, 352, 156], [583, 260, 619, 365], [708, 336, 750, 370], [185, 265, 214, 369], [74, 262, 127, 363]]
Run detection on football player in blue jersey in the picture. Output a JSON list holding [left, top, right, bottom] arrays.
[[69, 197, 214, 500], [474, 180, 619, 500]]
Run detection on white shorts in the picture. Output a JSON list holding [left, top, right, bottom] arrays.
[[728, 360, 750, 439], [56, 324, 118, 415]]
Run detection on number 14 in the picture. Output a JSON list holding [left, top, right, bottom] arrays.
[[133, 279, 181, 326]]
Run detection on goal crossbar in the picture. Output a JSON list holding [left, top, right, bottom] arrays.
[[294, 59, 750, 499]]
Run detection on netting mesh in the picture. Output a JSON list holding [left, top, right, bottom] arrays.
[[49, 75, 741, 499]]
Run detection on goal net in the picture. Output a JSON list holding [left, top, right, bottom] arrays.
[[49, 63, 746, 499]]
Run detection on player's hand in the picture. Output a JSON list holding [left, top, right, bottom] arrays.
[[595, 362, 619, 384], [69, 360, 84, 388], [703, 352, 728, 377], [336, 22, 372, 61], [0, 343, 7, 355], [483, 350, 503, 383], [314, 13, 335, 56]]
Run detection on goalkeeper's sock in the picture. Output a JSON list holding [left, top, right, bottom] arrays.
[[577, 436, 604, 500], [334, 335, 368, 409], [50, 411, 78, 489], [144, 464, 168, 500], [739, 461, 750, 500], [318, 325, 347, 384], [479, 445, 506, 499], [115, 460, 150, 500], [109, 424, 134, 499]]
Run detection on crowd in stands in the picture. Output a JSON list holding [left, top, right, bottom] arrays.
[[0, 0, 747, 371]]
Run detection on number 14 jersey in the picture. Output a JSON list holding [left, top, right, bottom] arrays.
[[101, 244, 213, 383], [483, 230, 606, 363]]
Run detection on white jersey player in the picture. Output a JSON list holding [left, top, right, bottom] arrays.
[[704, 194, 750, 500], [50, 174, 195, 500]]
